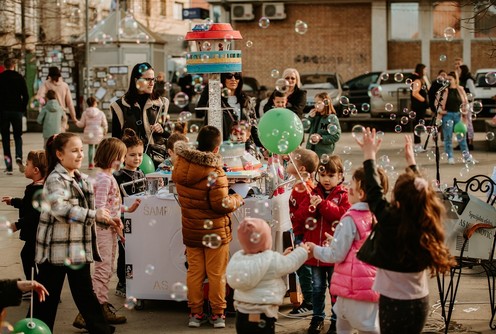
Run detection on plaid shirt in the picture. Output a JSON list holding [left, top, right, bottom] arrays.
[[35, 163, 101, 265]]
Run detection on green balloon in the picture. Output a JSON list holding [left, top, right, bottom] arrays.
[[454, 121, 467, 134], [258, 108, 304, 154], [13, 318, 52, 334], [140, 153, 156, 174]]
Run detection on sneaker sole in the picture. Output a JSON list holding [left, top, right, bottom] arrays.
[[188, 321, 205, 328], [289, 310, 313, 317], [212, 323, 225, 328]]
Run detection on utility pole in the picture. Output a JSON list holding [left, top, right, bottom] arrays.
[[85, 0, 90, 101], [20, 0, 26, 71]]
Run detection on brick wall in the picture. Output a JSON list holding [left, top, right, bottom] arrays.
[[231, 3, 372, 88], [471, 40, 496, 71], [430, 40, 462, 78], [388, 41, 421, 71]]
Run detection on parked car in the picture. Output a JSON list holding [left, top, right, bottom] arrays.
[[472, 69, 496, 117], [342, 71, 382, 113], [242, 76, 262, 99], [369, 69, 414, 118], [300, 73, 344, 116]]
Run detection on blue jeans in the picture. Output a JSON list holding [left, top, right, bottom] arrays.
[[442, 112, 468, 159], [295, 234, 313, 303], [0, 111, 23, 170], [311, 265, 336, 321]]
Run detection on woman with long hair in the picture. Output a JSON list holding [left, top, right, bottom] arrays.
[[264, 68, 307, 118]]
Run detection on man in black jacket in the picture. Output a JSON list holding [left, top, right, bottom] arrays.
[[0, 58, 29, 175]]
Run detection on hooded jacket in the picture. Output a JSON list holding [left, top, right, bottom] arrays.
[[37, 99, 65, 139], [36, 78, 76, 118], [226, 247, 308, 306], [76, 107, 108, 145], [171, 141, 243, 248]]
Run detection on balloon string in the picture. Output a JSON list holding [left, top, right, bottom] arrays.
[[288, 154, 311, 195], [30, 267, 34, 320]]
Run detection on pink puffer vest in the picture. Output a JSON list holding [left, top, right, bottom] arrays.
[[330, 208, 379, 302]]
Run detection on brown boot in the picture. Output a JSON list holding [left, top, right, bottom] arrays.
[[102, 302, 127, 324], [73, 312, 86, 329]]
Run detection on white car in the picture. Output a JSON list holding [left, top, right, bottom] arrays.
[[369, 69, 414, 118], [300, 73, 344, 115], [472, 69, 496, 117]]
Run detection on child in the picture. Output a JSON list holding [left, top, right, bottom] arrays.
[[37, 90, 65, 146], [0, 279, 48, 323], [306, 155, 351, 334], [156, 132, 188, 172], [306, 92, 341, 157], [113, 129, 147, 298], [73, 137, 141, 329], [355, 129, 455, 334], [230, 121, 263, 169], [286, 148, 319, 316], [76, 96, 108, 170], [307, 166, 389, 333], [226, 217, 309, 334], [172, 125, 244, 328], [1, 150, 47, 289], [33, 133, 115, 334], [272, 90, 288, 108]]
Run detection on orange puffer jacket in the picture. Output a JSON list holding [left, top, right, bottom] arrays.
[[172, 141, 243, 248]]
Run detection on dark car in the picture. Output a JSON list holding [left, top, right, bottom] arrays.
[[342, 71, 382, 113]]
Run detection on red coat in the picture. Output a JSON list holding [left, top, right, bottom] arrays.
[[289, 180, 315, 236], [304, 183, 350, 266]]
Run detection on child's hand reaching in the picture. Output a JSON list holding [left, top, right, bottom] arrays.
[[126, 198, 142, 213], [1, 196, 12, 205], [355, 127, 382, 161], [308, 108, 317, 118], [309, 195, 322, 207], [322, 232, 333, 247], [283, 246, 293, 256], [300, 242, 312, 259], [404, 135, 416, 166]]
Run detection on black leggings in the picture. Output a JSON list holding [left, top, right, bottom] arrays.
[[235, 311, 276, 334], [379, 294, 429, 334]]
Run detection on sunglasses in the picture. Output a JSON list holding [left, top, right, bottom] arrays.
[[285, 77, 296, 81], [140, 77, 156, 83], [225, 73, 241, 80]]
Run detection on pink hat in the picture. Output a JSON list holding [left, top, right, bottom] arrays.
[[238, 217, 272, 254]]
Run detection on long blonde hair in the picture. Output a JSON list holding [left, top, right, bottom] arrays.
[[315, 92, 336, 117]]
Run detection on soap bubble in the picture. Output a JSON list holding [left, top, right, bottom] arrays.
[[189, 124, 199, 133], [414, 124, 427, 137], [343, 160, 353, 172], [201, 41, 211, 51], [485, 72, 496, 85], [439, 54, 447, 62], [394, 125, 402, 133], [173, 92, 189, 108], [270, 69, 280, 78], [320, 154, 330, 164], [275, 78, 289, 93], [203, 219, 213, 230], [302, 118, 311, 131], [339, 96, 349, 106], [342, 146, 351, 154], [486, 132, 495, 141], [361, 103, 370, 112], [309, 133, 322, 145], [221, 197, 231, 208], [327, 124, 339, 135], [246, 40, 253, 48], [400, 116, 409, 125], [443, 27, 456, 41], [305, 217, 317, 231], [380, 73, 389, 81], [390, 113, 397, 120], [351, 125, 365, 142], [250, 232, 261, 244], [295, 20, 308, 34], [385, 103, 393, 112], [202, 233, 222, 249], [145, 264, 155, 275], [258, 17, 270, 29], [394, 73, 404, 82], [170, 282, 188, 301], [124, 296, 137, 309], [471, 101, 483, 114]]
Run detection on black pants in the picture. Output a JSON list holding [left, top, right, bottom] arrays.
[[0, 111, 23, 170], [20, 241, 37, 281], [32, 262, 112, 334], [379, 294, 429, 334], [235, 311, 276, 334], [117, 239, 125, 284]]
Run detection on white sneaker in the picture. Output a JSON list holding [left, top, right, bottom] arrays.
[[448, 158, 455, 165], [414, 145, 426, 153]]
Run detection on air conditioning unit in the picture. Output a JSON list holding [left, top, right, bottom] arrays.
[[231, 4, 254, 21], [262, 3, 286, 20]]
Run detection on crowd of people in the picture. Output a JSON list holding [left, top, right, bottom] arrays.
[[0, 56, 489, 334]]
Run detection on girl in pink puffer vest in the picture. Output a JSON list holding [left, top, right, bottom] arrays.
[[307, 167, 388, 334], [76, 96, 108, 169]]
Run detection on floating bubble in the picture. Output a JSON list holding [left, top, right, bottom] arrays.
[[164, 82, 172, 90], [202, 233, 222, 249], [351, 124, 365, 142], [339, 96, 349, 106], [394, 72, 404, 82], [302, 118, 311, 131], [305, 217, 317, 231], [308, 205, 316, 213], [390, 113, 397, 120], [246, 40, 253, 48], [250, 232, 261, 244], [440, 152, 449, 161], [189, 124, 199, 133], [342, 108, 350, 116], [0, 218, 13, 241], [258, 319, 267, 328], [471, 101, 483, 114], [173, 92, 189, 108], [309, 133, 322, 145], [124, 296, 137, 309], [275, 78, 289, 93], [446, 119, 454, 127], [170, 282, 188, 301], [394, 125, 402, 133], [459, 167, 470, 177], [455, 132, 465, 142], [193, 84, 203, 94], [318, 165, 326, 174], [221, 197, 232, 208], [271, 129, 280, 136], [203, 219, 213, 230], [405, 78, 413, 86], [270, 69, 280, 79], [486, 132, 495, 141], [444, 27, 456, 41], [145, 264, 155, 275], [63, 257, 85, 270], [485, 72, 496, 85], [409, 111, 416, 119], [342, 146, 351, 154], [376, 130, 384, 140], [361, 103, 370, 112], [380, 73, 389, 81], [400, 116, 409, 125], [439, 54, 447, 62], [327, 124, 338, 135], [414, 124, 427, 137], [277, 139, 289, 153], [201, 54, 210, 62], [343, 160, 352, 172], [221, 87, 231, 98], [254, 200, 270, 215], [201, 41, 212, 51], [258, 17, 270, 29], [120, 15, 139, 38], [295, 20, 308, 34], [384, 103, 393, 112], [320, 154, 330, 164], [223, 34, 234, 45]]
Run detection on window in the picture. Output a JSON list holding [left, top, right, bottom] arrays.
[[141, 0, 150, 16], [473, 1, 496, 38], [389, 2, 419, 39], [161, 1, 167, 16], [173, 2, 183, 20], [432, 1, 461, 39]]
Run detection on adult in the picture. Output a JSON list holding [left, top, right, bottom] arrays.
[[110, 62, 170, 147], [410, 63, 429, 151], [0, 279, 48, 323], [0, 58, 29, 174], [153, 71, 168, 98], [263, 68, 307, 118], [197, 72, 258, 142], [436, 72, 473, 165], [458, 65, 476, 150], [36, 66, 77, 132]]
